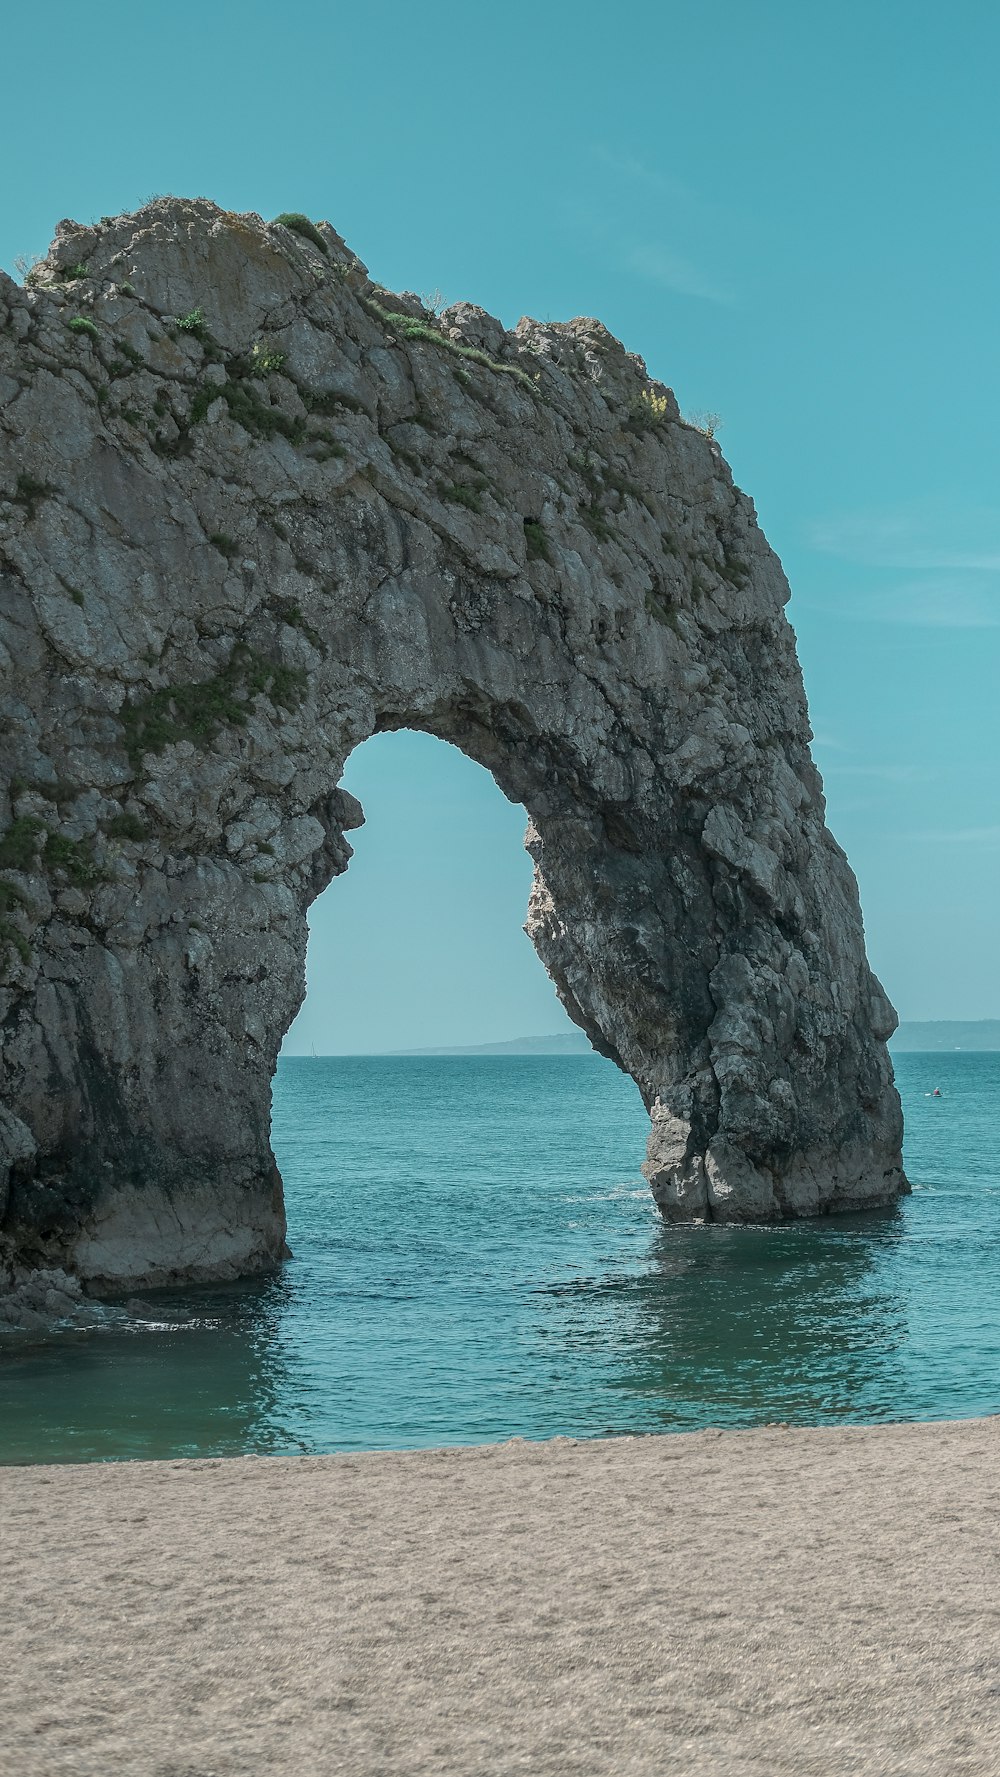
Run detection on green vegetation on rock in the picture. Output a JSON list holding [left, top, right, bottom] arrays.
[[0, 915, 30, 965], [43, 831, 102, 885], [524, 520, 552, 564], [566, 450, 656, 541], [0, 815, 101, 885], [120, 646, 308, 766], [627, 388, 671, 432], [0, 815, 104, 963], [217, 379, 307, 444], [272, 213, 328, 256], [189, 387, 214, 425], [13, 473, 56, 520], [0, 817, 46, 872], [645, 589, 680, 629], [105, 812, 150, 841], [439, 480, 485, 514], [719, 550, 750, 588], [250, 341, 286, 374], [361, 297, 539, 394]]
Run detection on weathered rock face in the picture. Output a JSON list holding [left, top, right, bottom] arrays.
[[0, 199, 906, 1291]]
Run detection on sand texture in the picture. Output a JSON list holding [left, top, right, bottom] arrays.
[[2, 1419, 999, 1776]]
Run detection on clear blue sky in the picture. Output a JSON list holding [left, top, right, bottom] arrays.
[[5, 1, 998, 1047]]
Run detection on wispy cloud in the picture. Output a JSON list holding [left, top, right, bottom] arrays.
[[808, 505, 1000, 573], [625, 243, 734, 305], [803, 502, 1000, 628], [573, 148, 737, 307], [827, 580, 1000, 629], [823, 762, 937, 783], [589, 146, 740, 229], [906, 825, 1000, 847], [590, 146, 705, 207]]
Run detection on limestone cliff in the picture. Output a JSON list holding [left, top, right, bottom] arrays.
[[0, 199, 906, 1291]]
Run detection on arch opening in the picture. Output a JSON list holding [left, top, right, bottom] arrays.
[[274, 729, 650, 1261], [282, 728, 588, 1061]]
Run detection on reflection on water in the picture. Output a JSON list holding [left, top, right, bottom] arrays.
[[1, 1052, 998, 1462], [602, 1213, 911, 1430], [0, 1279, 297, 1464]]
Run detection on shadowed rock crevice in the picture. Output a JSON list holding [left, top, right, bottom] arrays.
[[0, 199, 905, 1291]]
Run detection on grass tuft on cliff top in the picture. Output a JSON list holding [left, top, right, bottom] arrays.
[[272, 213, 328, 256], [361, 297, 540, 394]]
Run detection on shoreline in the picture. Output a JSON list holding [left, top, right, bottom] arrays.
[[3, 1418, 999, 1775], [0, 1403, 998, 1469]]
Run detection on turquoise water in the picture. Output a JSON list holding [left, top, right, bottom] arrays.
[[1, 1052, 998, 1463]]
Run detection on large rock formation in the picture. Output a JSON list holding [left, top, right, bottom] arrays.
[[0, 200, 906, 1292]]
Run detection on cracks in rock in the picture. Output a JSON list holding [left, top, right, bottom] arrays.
[[0, 200, 907, 1271]]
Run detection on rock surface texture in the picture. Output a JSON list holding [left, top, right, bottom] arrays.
[[0, 200, 906, 1292]]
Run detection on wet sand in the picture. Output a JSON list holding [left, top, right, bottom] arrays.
[[2, 1418, 999, 1776]]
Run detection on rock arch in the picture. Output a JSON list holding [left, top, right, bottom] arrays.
[[0, 200, 905, 1290]]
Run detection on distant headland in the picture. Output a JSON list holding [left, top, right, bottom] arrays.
[[387, 1023, 1000, 1056], [390, 1033, 594, 1056], [888, 1021, 1000, 1052]]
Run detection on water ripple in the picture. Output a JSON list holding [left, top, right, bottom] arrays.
[[1, 1051, 999, 1461]]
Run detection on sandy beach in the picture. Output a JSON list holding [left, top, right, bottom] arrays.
[[2, 1418, 999, 1776]]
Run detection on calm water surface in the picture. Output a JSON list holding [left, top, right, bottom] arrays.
[[1, 1052, 998, 1462]]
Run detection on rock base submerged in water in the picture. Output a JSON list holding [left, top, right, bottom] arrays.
[[0, 199, 905, 1292]]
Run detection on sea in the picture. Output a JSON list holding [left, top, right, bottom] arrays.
[[1, 1051, 998, 1464]]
